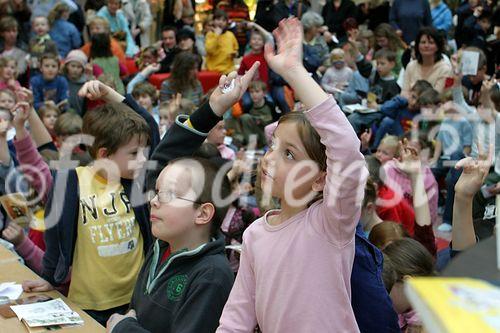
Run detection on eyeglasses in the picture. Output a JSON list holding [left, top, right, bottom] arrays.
[[147, 189, 201, 205]]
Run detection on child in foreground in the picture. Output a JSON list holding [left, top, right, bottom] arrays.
[[106, 62, 261, 333], [217, 18, 368, 332]]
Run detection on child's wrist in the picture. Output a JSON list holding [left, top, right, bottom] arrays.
[[281, 66, 308, 83]]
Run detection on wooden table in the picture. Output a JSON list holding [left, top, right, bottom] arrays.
[[0, 249, 104, 333], [0, 243, 21, 265]]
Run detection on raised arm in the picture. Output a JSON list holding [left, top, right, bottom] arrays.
[[146, 62, 260, 190], [264, 18, 368, 245], [15, 88, 54, 147], [78, 80, 160, 155], [452, 156, 490, 251], [0, 118, 9, 166], [396, 141, 436, 255], [12, 102, 52, 201]]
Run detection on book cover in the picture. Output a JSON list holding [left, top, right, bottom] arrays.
[[405, 277, 500, 333]]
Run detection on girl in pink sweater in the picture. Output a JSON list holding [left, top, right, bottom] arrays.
[[217, 18, 368, 332]]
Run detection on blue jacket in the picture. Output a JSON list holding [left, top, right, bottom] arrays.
[[380, 95, 415, 122], [42, 95, 160, 286], [390, 0, 432, 43], [432, 2, 453, 34], [351, 224, 400, 333], [49, 19, 81, 58], [30, 74, 69, 111]]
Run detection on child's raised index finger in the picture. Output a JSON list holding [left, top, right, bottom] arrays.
[[240, 62, 260, 88]]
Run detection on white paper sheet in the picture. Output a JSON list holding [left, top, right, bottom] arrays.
[[0, 282, 23, 300], [461, 51, 480, 76]]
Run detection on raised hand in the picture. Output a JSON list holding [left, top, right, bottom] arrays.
[[78, 80, 110, 100], [454, 156, 490, 198], [143, 63, 161, 76], [209, 62, 260, 117], [16, 87, 34, 106], [394, 139, 422, 176], [11, 102, 31, 129], [264, 18, 304, 79], [360, 128, 372, 152]]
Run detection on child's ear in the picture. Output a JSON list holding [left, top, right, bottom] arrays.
[[311, 171, 327, 192], [194, 202, 216, 227], [96, 147, 108, 159]]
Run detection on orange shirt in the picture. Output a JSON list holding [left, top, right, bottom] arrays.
[[81, 38, 126, 63]]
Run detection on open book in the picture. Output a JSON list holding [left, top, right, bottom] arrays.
[[10, 298, 83, 328], [405, 277, 500, 333]]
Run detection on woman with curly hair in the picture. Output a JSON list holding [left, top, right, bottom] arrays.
[[159, 51, 203, 106]]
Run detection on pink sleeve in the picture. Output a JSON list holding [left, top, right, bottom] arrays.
[[14, 135, 52, 201], [217, 231, 258, 332], [15, 237, 44, 275], [305, 96, 368, 246]]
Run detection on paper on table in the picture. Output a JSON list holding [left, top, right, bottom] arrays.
[[10, 298, 84, 328], [0, 282, 23, 300], [461, 51, 480, 76]]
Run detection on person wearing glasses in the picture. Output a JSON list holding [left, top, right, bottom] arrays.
[[105, 63, 261, 333]]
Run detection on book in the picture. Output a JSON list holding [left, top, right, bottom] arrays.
[[10, 298, 83, 328], [405, 277, 500, 333], [0, 193, 31, 228]]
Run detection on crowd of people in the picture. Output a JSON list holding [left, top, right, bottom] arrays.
[[0, 0, 499, 332]]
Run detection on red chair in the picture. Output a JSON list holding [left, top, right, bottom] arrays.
[[124, 58, 139, 76], [149, 71, 222, 93]]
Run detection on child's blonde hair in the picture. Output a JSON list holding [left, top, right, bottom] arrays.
[[54, 112, 82, 137], [0, 56, 18, 79], [88, 16, 110, 33], [380, 135, 398, 148], [0, 88, 16, 102], [379, 135, 400, 158]]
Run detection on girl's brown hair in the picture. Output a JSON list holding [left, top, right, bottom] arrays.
[[48, 3, 70, 26], [0, 16, 18, 33], [374, 23, 406, 52], [369, 221, 407, 249], [383, 238, 435, 280], [168, 52, 200, 94]]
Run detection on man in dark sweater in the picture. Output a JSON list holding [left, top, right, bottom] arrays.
[[106, 62, 262, 333], [159, 26, 180, 73]]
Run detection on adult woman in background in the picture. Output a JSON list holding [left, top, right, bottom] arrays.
[[402, 27, 452, 96]]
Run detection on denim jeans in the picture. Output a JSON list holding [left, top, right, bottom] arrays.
[[372, 116, 404, 149]]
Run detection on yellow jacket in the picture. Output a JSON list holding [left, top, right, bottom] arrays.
[[205, 30, 239, 74]]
